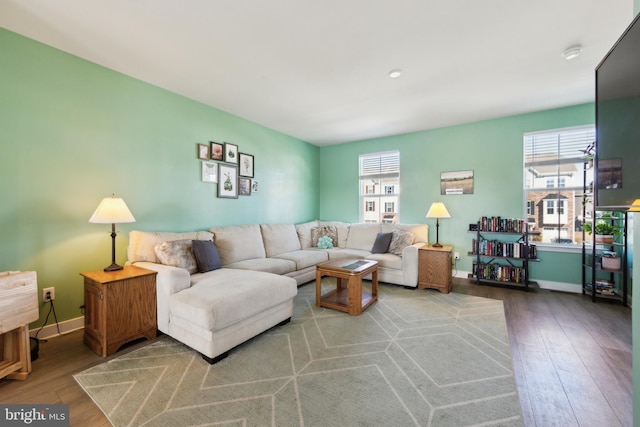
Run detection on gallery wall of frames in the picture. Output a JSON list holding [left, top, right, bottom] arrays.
[[197, 141, 257, 199]]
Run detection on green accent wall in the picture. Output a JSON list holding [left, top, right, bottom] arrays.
[[319, 104, 595, 285], [0, 28, 319, 326]]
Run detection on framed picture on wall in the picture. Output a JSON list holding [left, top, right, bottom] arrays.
[[218, 164, 238, 198], [201, 161, 218, 183], [210, 141, 224, 161], [224, 142, 238, 164], [197, 144, 209, 160], [239, 177, 251, 195], [440, 170, 474, 195], [251, 180, 259, 193], [239, 153, 254, 177]]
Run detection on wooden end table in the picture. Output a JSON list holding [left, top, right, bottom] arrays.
[[80, 265, 157, 357], [315, 259, 378, 315], [418, 244, 453, 293]]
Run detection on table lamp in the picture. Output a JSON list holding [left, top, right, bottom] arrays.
[[628, 199, 640, 212], [426, 202, 450, 247], [89, 194, 136, 271]]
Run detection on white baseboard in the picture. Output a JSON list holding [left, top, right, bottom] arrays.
[[453, 270, 581, 294], [30, 316, 84, 340]]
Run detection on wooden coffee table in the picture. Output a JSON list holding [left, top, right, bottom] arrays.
[[315, 259, 378, 315]]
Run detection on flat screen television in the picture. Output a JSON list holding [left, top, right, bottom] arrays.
[[595, 12, 640, 208]]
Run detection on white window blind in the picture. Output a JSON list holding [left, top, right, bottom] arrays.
[[359, 151, 400, 223], [523, 126, 595, 245]]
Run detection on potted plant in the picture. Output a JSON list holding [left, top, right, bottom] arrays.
[[583, 219, 621, 243]]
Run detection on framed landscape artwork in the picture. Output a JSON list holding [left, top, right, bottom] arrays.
[[440, 170, 474, 195], [218, 164, 238, 198]]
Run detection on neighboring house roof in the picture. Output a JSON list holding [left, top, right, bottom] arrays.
[[525, 153, 578, 177], [541, 194, 569, 201]]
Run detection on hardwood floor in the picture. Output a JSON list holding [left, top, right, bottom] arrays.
[[452, 278, 632, 427], [0, 278, 632, 426]]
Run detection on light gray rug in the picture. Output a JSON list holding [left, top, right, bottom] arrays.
[[75, 281, 523, 426]]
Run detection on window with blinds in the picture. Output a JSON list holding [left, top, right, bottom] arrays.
[[524, 126, 595, 246], [359, 151, 400, 223]]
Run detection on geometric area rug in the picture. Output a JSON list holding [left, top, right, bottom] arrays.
[[74, 282, 524, 427]]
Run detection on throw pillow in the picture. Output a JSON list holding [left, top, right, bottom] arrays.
[[311, 226, 338, 247], [388, 230, 415, 256], [192, 239, 222, 273], [371, 232, 393, 254], [317, 235, 333, 249], [154, 239, 198, 273]]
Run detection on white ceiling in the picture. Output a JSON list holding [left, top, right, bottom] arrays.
[[0, 0, 634, 146]]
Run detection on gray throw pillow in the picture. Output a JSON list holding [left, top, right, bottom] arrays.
[[388, 230, 415, 256], [371, 232, 393, 253], [192, 239, 222, 273]]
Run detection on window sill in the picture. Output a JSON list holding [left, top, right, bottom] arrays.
[[535, 244, 582, 254]]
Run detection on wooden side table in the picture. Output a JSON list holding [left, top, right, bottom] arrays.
[[80, 265, 157, 357], [418, 245, 453, 293], [316, 259, 378, 315], [0, 271, 38, 380]]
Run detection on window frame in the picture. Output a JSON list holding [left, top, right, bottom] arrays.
[[359, 151, 400, 224], [523, 125, 595, 249]]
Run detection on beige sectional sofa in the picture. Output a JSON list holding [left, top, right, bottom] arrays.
[[126, 221, 428, 362]]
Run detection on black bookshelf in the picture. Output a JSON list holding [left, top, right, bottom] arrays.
[[467, 217, 540, 290], [582, 208, 628, 306]]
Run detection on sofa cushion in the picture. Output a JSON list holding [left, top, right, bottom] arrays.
[[311, 226, 338, 247], [128, 230, 214, 263], [174, 269, 297, 331], [274, 249, 329, 270], [371, 232, 393, 253], [326, 248, 369, 260], [346, 223, 383, 251], [367, 252, 403, 269], [317, 221, 350, 248], [192, 239, 222, 273], [224, 257, 297, 275], [388, 230, 415, 256], [209, 224, 266, 265], [154, 239, 198, 273], [295, 221, 319, 249], [260, 224, 301, 257]]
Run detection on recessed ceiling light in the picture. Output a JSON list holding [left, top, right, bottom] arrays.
[[562, 45, 582, 60], [388, 69, 403, 78]]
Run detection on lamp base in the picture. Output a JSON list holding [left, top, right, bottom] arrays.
[[432, 242, 443, 248], [104, 263, 124, 272]]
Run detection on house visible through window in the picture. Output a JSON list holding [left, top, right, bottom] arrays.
[[360, 151, 400, 223], [524, 125, 595, 246]]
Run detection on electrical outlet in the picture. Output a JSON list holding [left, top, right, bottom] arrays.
[[454, 252, 460, 260], [42, 287, 55, 302]]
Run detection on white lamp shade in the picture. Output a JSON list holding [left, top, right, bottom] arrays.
[[426, 202, 451, 219], [89, 196, 136, 224]]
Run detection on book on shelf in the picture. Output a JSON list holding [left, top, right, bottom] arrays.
[[471, 239, 537, 259], [478, 216, 527, 233], [585, 280, 615, 296], [472, 261, 525, 284]]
